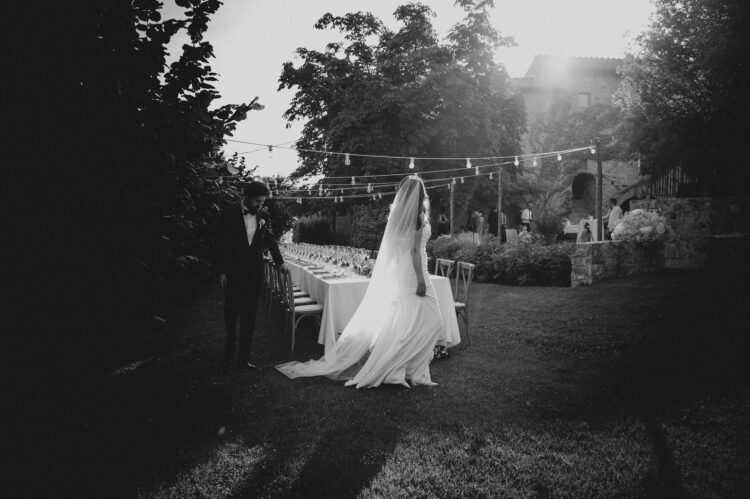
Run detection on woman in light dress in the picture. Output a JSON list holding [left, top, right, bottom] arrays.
[[276, 175, 442, 388]]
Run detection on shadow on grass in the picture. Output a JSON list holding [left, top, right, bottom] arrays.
[[17, 270, 749, 497]]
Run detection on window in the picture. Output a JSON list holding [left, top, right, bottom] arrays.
[[578, 93, 591, 108]]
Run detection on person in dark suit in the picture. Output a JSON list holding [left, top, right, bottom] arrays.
[[216, 181, 285, 368]]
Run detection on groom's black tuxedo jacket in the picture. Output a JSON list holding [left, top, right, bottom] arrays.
[[216, 205, 284, 278]]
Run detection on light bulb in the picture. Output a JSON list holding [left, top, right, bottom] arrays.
[[557, 153, 562, 161], [466, 158, 471, 168], [533, 157, 538, 167], [461, 177, 465, 184], [489, 172, 493, 180], [297, 198, 301, 204], [367, 183, 372, 193], [514, 156, 519, 167], [409, 157, 415, 169], [475, 167, 479, 175], [452, 178, 456, 185], [590, 147, 596, 154], [345, 153, 351, 166], [378, 192, 382, 199], [350, 177, 355, 185]]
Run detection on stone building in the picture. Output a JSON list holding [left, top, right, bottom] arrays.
[[508, 56, 645, 225]]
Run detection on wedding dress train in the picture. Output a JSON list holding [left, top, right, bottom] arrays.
[[276, 222, 442, 388]]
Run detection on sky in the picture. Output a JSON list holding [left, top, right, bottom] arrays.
[[161, 0, 655, 178]]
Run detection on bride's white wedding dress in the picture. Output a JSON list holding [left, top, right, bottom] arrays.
[[276, 219, 443, 389]]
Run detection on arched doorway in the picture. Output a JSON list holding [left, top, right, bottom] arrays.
[[571, 173, 596, 219]]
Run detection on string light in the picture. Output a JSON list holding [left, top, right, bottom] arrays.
[[345, 153, 351, 166], [590, 146, 596, 154], [475, 167, 479, 175], [367, 183, 372, 193], [557, 153, 562, 161], [466, 158, 471, 168], [452, 177, 456, 185], [533, 157, 538, 167], [409, 157, 415, 169], [489, 171, 493, 180], [461, 177, 465, 184], [378, 192, 382, 199], [227, 138, 589, 163], [514, 156, 519, 167]]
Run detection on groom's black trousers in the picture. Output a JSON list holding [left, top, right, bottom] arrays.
[[224, 269, 263, 362]]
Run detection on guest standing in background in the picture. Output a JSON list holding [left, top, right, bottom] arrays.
[[604, 198, 623, 240]]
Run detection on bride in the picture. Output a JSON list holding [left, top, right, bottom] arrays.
[[276, 175, 443, 388]]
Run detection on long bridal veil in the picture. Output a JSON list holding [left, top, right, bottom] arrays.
[[276, 175, 427, 380]]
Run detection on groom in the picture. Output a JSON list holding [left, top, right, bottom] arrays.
[[216, 181, 285, 368]]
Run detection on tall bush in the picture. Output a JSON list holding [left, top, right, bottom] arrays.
[[349, 204, 391, 250], [295, 216, 335, 245], [427, 236, 574, 286]]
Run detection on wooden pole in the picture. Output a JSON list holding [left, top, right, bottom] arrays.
[[449, 181, 455, 236], [595, 137, 603, 241], [497, 168, 502, 243]]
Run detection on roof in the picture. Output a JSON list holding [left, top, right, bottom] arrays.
[[524, 55, 623, 79]]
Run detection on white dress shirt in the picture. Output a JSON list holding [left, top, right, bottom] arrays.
[[241, 201, 257, 245], [608, 205, 623, 232]]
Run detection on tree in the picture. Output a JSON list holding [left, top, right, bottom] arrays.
[[11, 0, 264, 365], [278, 1, 525, 224], [615, 0, 750, 194]]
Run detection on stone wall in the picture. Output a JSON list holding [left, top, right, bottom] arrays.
[[631, 197, 750, 269], [570, 240, 664, 287]]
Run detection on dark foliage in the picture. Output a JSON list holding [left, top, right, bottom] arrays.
[[615, 0, 750, 194], [294, 216, 335, 245], [8, 1, 264, 374], [348, 204, 391, 250], [427, 237, 574, 286]]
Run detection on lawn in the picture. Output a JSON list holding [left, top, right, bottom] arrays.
[[24, 270, 750, 498]]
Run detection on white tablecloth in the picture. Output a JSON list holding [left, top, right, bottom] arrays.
[[285, 259, 462, 352]]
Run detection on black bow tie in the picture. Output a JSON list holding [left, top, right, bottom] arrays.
[[242, 207, 254, 216]]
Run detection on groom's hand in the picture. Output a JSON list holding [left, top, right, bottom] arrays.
[[219, 273, 227, 289], [276, 263, 288, 272], [416, 280, 426, 297]]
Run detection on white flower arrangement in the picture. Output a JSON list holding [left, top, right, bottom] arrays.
[[612, 209, 668, 244]]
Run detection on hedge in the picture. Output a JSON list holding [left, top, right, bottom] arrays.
[[426, 236, 575, 287], [349, 204, 390, 250], [294, 216, 335, 245]]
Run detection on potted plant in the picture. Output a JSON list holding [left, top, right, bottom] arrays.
[[537, 214, 561, 244]]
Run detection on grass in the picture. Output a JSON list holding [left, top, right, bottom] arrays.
[[21, 269, 750, 498]]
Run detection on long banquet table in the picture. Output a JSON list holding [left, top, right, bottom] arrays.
[[285, 259, 462, 352]]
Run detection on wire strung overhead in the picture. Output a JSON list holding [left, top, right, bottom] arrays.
[[225, 138, 591, 175], [220, 138, 599, 201]]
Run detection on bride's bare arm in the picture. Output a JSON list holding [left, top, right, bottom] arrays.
[[411, 228, 426, 296]]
